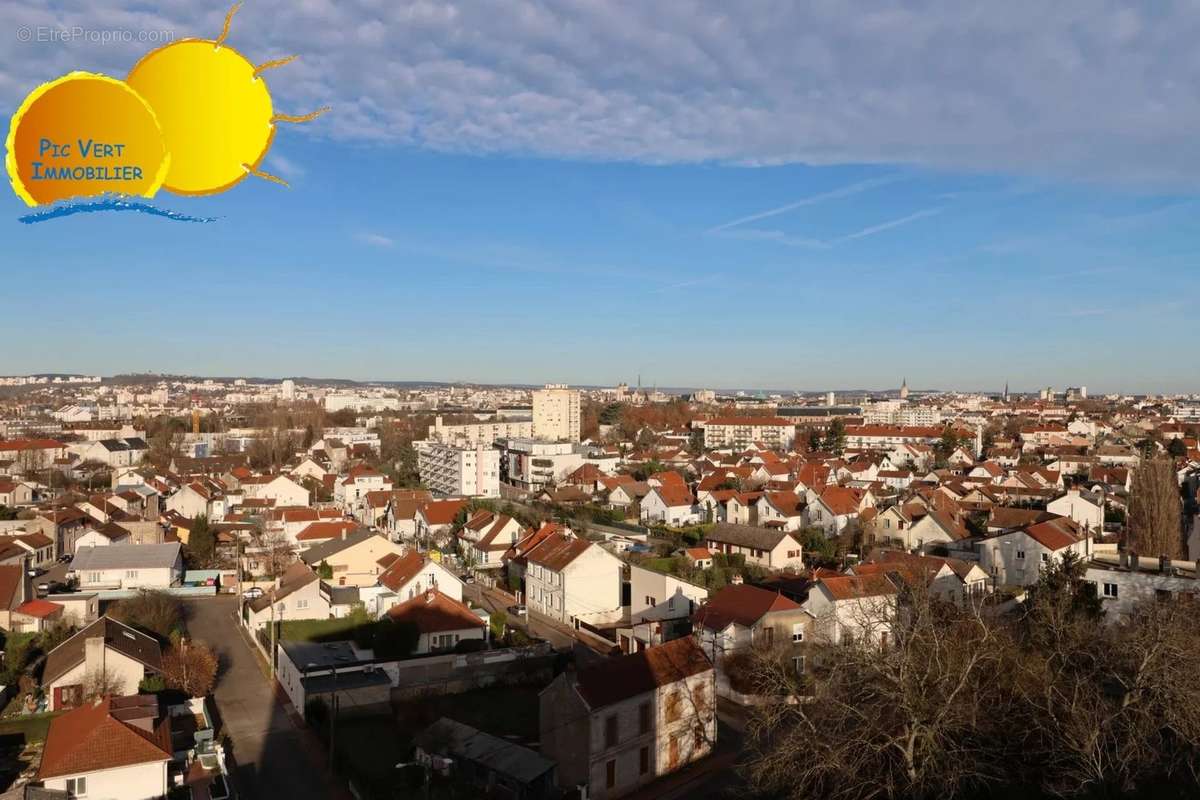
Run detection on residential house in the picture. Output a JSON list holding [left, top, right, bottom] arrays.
[[459, 510, 526, 570], [621, 564, 708, 652], [69, 543, 183, 591], [1046, 488, 1105, 533], [245, 562, 330, 629], [43, 617, 164, 710], [415, 499, 469, 544], [540, 637, 715, 800], [805, 573, 899, 647], [376, 550, 464, 606], [36, 695, 171, 798], [0, 564, 28, 630], [524, 534, 623, 625], [977, 518, 1091, 587], [691, 584, 809, 677], [0, 480, 34, 507], [754, 491, 805, 531], [805, 486, 872, 537], [702, 523, 803, 571], [385, 588, 488, 654], [298, 530, 403, 587], [640, 485, 699, 527], [239, 474, 311, 507]]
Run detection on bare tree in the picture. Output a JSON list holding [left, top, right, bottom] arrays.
[[1129, 455, 1183, 559], [743, 580, 1015, 800], [1015, 573, 1200, 795], [83, 666, 129, 699]]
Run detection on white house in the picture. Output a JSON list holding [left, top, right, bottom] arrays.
[[385, 588, 488, 654], [524, 534, 624, 625], [805, 573, 899, 647], [68, 542, 184, 591], [458, 510, 525, 570], [640, 485, 699, 526], [977, 518, 1091, 587], [42, 617, 164, 710], [621, 564, 709, 652], [1046, 488, 1105, 533], [240, 474, 311, 507], [376, 550, 464, 608], [37, 695, 171, 798]]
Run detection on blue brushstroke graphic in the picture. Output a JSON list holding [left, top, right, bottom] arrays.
[[19, 198, 216, 224]]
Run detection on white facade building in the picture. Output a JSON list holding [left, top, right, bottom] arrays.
[[417, 440, 500, 497]]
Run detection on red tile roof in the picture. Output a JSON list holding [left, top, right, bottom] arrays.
[[38, 696, 171, 780], [693, 584, 800, 631], [419, 499, 467, 526], [386, 589, 485, 633], [15, 599, 62, 619], [818, 573, 899, 601], [574, 636, 711, 708], [296, 521, 357, 541], [525, 533, 592, 572]]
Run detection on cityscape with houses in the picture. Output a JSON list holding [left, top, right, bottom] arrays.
[[5, 1, 1200, 798], [0, 375, 1194, 799]]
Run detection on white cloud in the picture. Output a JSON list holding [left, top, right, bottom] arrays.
[[355, 232, 394, 247], [9, 2, 1200, 184]]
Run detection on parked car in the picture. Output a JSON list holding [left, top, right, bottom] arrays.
[[508, 604, 527, 617], [35, 582, 50, 596], [243, 587, 264, 600], [57, 553, 72, 563], [460, 573, 475, 584]]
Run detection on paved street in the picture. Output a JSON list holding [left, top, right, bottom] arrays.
[[185, 597, 348, 800]]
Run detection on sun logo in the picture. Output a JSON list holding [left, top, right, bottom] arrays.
[[125, 3, 329, 196]]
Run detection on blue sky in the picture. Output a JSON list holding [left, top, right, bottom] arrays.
[[1, 2, 1198, 393]]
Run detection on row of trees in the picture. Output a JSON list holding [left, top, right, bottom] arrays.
[[743, 556, 1200, 799]]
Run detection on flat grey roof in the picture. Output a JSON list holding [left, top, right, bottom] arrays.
[[70, 542, 182, 571]]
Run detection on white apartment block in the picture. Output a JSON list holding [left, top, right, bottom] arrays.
[[533, 384, 581, 442], [700, 417, 796, 450], [416, 440, 501, 498], [426, 415, 534, 447], [862, 400, 943, 427]]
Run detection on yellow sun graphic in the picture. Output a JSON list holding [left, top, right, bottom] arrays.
[[125, 3, 328, 196]]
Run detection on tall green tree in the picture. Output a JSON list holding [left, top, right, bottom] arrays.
[[822, 419, 846, 455], [188, 514, 216, 565]]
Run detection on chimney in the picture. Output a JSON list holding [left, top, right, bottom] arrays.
[[1159, 554, 1170, 574], [1129, 551, 1138, 570], [425, 588, 436, 604], [1119, 550, 1128, 569], [84, 635, 105, 678]]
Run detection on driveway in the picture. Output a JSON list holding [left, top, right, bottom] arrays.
[[463, 583, 579, 650], [185, 597, 348, 800]]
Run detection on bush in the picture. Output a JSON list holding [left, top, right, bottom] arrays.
[[454, 639, 487, 653], [161, 641, 218, 697], [489, 610, 508, 639], [138, 675, 167, 693], [110, 590, 185, 639]]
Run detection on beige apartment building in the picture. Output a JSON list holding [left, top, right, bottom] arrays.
[[533, 384, 581, 442]]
